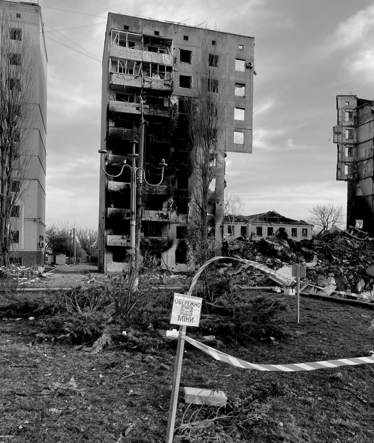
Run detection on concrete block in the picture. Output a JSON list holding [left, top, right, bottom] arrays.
[[183, 387, 227, 407]]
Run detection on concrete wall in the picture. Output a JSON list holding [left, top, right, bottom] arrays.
[[224, 222, 313, 242]]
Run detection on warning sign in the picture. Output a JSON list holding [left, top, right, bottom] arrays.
[[170, 293, 202, 327]]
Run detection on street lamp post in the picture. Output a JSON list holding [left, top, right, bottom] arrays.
[[99, 139, 167, 271]]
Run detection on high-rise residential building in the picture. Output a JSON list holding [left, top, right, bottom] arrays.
[[333, 95, 374, 234], [0, 0, 47, 266], [99, 13, 254, 272]]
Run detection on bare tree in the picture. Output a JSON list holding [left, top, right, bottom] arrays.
[[45, 222, 74, 256], [76, 227, 98, 261], [0, 8, 36, 265], [224, 193, 245, 225], [308, 204, 344, 234], [186, 43, 226, 265]]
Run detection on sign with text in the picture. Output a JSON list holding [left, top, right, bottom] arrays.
[[170, 293, 202, 327]]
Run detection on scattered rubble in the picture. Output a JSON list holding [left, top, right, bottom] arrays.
[[227, 229, 374, 303]]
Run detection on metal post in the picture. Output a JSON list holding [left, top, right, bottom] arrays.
[[166, 325, 186, 443]]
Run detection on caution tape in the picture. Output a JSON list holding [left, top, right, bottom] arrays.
[[188, 256, 295, 295], [183, 335, 374, 372]]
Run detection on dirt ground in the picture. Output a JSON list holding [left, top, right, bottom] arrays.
[[1, 290, 374, 442]]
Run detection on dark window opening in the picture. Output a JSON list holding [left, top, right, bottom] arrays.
[[154, 30, 160, 36], [176, 200, 188, 214], [10, 53, 21, 66], [183, 35, 189, 41], [176, 170, 189, 189], [144, 195, 164, 211], [11, 230, 19, 243], [176, 226, 187, 239], [11, 181, 20, 192], [291, 228, 297, 237], [267, 227, 274, 236], [208, 54, 219, 67], [112, 249, 129, 263], [208, 78, 218, 93], [11, 205, 20, 218], [302, 228, 308, 237], [240, 226, 247, 236], [180, 49, 192, 63], [128, 41, 135, 48], [212, 40, 216, 45], [9, 78, 21, 91], [143, 222, 163, 237], [10, 256, 22, 265], [124, 25, 129, 30], [10, 28, 22, 40], [16, 13, 21, 18], [175, 240, 187, 264], [228, 225, 234, 234], [179, 75, 192, 89], [256, 226, 262, 236]]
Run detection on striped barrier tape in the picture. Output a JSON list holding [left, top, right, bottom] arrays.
[[183, 335, 374, 372], [188, 256, 295, 295]]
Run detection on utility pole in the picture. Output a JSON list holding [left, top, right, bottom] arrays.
[[135, 95, 145, 270]]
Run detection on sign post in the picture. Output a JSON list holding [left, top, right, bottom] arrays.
[[166, 293, 202, 443], [291, 265, 306, 324]]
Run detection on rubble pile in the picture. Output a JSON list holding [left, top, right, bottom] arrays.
[[0, 265, 53, 286], [228, 231, 374, 301]]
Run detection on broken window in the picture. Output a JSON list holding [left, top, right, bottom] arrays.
[[345, 110, 353, 122], [9, 53, 21, 66], [176, 226, 187, 239], [11, 205, 20, 218], [291, 228, 297, 237], [208, 78, 218, 93], [233, 131, 244, 144], [267, 227, 274, 236], [183, 35, 189, 41], [235, 59, 246, 71], [209, 54, 219, 67], [11, 180, 20, 192], [175, 240, 187, 264], [10, 28, 22, 40], [154, 31, 160, 36], [16, 13, 21, 19], [238, 44, 244, 50], [212, 40, 216, 45], [179, 75, 192, 89], [234, 107, 245, 120], [240, 226, 247, 236], [235, 83, 245, 96], [302, 228, 308, 237], [256, 226, 262, 236], [116, 92, 136, 103], [228, 225, 234, 235], [345, 128, 354, 140], [180, 49, 192, 63]]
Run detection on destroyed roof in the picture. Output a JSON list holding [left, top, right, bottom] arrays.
[[246, 211, 313, 226]]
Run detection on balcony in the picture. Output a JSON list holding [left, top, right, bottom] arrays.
[[109, 100, 171, 118], [110, 72, 173, 91], [142, 210, 187, 223], [107, 208, 131, 219], [110, 45, 173, 66], [107, 127, 135, 140], [106, 235, 130, 247]]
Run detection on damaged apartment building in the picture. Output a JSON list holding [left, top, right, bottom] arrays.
[[334, 95, 374, 235], [98, 13, 254, 272]]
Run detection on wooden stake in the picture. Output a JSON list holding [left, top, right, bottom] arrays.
[[165, 325, 186, 443]]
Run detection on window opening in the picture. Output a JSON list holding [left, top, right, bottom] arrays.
[[235, 59, 246, 71], [124, 25, 129, 30], [240, 226, 247, 236], [345, 110, 353, 122], [345, 128, 353, 140], [302, 228, 308, 237], [291, 228, 297, 237], [208, 78, 218, 93], [11, 181, 20, 192], [10, 28, 22, 40], [11, 231, 19, 243], [267, 227, 274, 236], [234, 131, 244, 144], [208, 54, 219, 67], [256, 226, 262, 236], [154, 30, 160, 36], [176, 226, 187, 239], [175, 240, 187, 264], [238, 44, 244, 50], [16, 13, 21, 18], [11, 205, 20, 218], [212, 40, 216, 45], [179, 75, 192, 89], [183, 35, 189, 41], [234, 107, 245, 120], [235, 83, 245, 96], [10, 53, 21, 66], [9, 78, 21, 91], [180, 49, 192, 63]]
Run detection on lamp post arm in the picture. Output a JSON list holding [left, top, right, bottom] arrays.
[[137, 166, 166, 187], [100, 160, 132, 179]]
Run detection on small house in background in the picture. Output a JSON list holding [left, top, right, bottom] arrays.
[[224, 211, 313, 242]]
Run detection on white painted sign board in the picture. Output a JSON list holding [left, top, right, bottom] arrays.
[[170, 293, 202, 327]]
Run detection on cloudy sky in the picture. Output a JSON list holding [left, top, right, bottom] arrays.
[[39, 0, 374, 228]]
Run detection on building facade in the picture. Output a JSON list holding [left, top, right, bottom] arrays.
[[99, 13, 254, 272], [0, 0, 47, 266], [333, 95, 374, 234], [224, 211, 313, 242]]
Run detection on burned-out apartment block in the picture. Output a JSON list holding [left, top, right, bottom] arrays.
[[98, 13, 254, 273], [334, 95, 374, 235]]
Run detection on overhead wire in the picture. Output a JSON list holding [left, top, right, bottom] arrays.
[[42, 23, 107, 33], [39, 5, 107, 19], [44, 23, 98, 60], [45, 37, 101, 62]]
